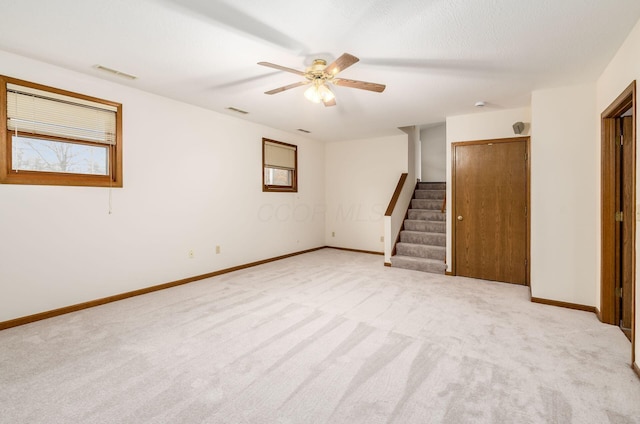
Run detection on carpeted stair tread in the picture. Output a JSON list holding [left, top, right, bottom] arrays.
[[404, 219, 445, 233], [411, 199, 443, 210], [417, 182, 446, 190], [414, 189, 445, 200], [391, 255, 447, 274], [408, 210, 446, 221], [396, 243, 445, 260], [400, 230, 446, 246]]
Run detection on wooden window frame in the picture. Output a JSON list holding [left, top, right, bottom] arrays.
[[262, 138, 297, 192], [0, 75, 123, 187]]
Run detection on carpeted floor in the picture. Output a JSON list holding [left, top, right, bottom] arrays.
[[0, 249, 638, 424]]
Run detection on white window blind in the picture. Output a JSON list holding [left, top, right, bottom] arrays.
[[264, 140, 296, 169], [6, 83, 117, 145]]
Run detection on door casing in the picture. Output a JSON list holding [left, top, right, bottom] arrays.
[[601, 81, 636, 363]]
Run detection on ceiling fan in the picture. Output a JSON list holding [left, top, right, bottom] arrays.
[[258, 53, 386, 107]]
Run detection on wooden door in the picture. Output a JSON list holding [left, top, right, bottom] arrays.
[[453, 139, 528, 284], [619, 116, 634, 340]]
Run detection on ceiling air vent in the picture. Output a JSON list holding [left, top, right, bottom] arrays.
[[227, 107, 249, 115], [297, 128, 311, 133], [94, 65, 137, 80]]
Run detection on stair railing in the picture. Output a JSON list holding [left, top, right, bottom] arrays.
[[384, 173, 408, 217]]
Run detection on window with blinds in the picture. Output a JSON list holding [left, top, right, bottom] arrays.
[[263, 138, 297, 192], [0, 75, 122, 187]]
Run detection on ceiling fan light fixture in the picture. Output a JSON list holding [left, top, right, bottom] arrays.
[[304, 84, 322, 103], [318, 83, 335, 102], [304, 81, 335, 104]]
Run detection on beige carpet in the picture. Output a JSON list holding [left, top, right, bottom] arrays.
[[0, 249, 638, 424]]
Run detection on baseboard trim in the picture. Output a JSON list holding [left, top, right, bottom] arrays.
[[445, 271, 454, 276], [0, 246, 325, 331], [531, 297, 597, 314], [596, 308, 603, 322], [326, 246, 384, 256], [384, 262, 392, 267], [633, 362, 640, 380]]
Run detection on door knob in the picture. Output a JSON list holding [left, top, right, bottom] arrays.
[[457, 215, 464, 221]]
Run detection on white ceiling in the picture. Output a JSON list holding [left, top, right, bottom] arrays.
[[1, 0, 639, 142]]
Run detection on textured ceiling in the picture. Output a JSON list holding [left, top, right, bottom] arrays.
[[0, 0, 639, 142]]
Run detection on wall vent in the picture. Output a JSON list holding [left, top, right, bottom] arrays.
[[94, 65, 137, 80], [227, 107, 249, 114]]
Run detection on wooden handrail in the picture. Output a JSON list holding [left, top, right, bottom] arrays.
[[384, 173, 408, 216]]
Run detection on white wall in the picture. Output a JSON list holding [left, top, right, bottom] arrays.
[[413, 128, 421, 182], [399, 125, 419, 182], [382, 126, 420, 262], [325, 134, 407, 253], [420, 124, 446, 182], [446, 101, 599, 307], [445, 107, 532, 271], [530, 84, 598, 306], [0, 50, 325, 322], [596, 17, 640, 370]]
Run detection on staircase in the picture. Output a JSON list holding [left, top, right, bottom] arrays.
[[391, 182, 447, 274]]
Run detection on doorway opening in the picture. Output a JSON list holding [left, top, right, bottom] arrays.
[[601, 81, 636, 363]]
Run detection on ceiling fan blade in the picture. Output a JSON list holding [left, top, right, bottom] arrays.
[[264, 80, 309, 95], [324, 53, 359, 76], [333, 78, 386, 93], [258, 62, 305, 76], [323, 98, 336, 107], [166, 0, 308, 54]]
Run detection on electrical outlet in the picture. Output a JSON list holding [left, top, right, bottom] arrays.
[[332, 231, 335, 237], [380, 236, 384, 242], [215, 245, 221, 254], [188, 250, 195, 259]]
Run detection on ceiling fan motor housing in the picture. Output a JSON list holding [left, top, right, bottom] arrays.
[[306, 59, 330, 81]]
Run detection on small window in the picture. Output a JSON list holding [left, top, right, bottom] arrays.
[[0, 75, 122, 187], [263, 138, 297, 192]]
